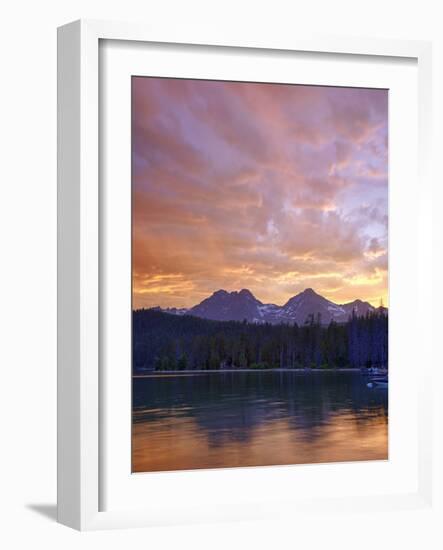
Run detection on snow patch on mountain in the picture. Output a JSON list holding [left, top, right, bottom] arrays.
[[152, 288, 383, 326]]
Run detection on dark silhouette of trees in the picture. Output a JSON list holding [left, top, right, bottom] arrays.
[[133, 309, 388, 372]]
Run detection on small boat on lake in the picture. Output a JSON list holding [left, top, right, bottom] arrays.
[[366, 376, 388, 389]]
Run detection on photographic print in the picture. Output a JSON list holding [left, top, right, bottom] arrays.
[[132, 77, 388, 473]]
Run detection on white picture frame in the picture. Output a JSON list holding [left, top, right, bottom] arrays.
[[57, 19, 434, 531]]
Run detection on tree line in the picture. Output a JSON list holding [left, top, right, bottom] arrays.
[[133, 308, 388, 372]]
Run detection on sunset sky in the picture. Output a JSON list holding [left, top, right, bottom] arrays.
[[132, 77, 388, 309]]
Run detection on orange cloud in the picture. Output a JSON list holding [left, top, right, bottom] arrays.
[[132, 77, 388, 309]]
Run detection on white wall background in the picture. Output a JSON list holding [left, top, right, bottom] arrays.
[[0, 1, 442, 548]]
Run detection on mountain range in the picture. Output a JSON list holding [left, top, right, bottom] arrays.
[[152, 288, 386, 326]]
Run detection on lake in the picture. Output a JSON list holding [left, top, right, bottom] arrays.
[[132, 370, 388, 472]]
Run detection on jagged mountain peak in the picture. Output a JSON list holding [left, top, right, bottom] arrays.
[[189, 288, 263, 322], [212, 289, 229, 297], [238, 288, 255, 298], [155, 288, 385, 326], [212, 288, 256, 299], [344, 298, 365, 306], [284, 287, 329, 306], [341, 298, 374, 318], [301, 287, 317, 296]]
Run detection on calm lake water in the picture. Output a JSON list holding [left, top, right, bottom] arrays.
[[132, 370, 388, 472]]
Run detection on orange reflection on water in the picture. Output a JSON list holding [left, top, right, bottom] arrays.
[[132, 409, 388, 473]]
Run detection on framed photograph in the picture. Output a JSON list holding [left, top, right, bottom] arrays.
[[57, 20, 433, 530]]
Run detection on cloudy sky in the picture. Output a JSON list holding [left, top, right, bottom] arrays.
[[132, 77, 388, 309]]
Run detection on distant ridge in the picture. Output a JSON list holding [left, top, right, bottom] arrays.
[[149, 288, 385, 326]]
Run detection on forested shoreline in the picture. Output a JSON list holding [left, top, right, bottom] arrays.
[[133, 309, 388, 372]]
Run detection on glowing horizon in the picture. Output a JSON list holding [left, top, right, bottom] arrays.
[[133, 286, 387, 310], [132, 78, 388, 310]]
